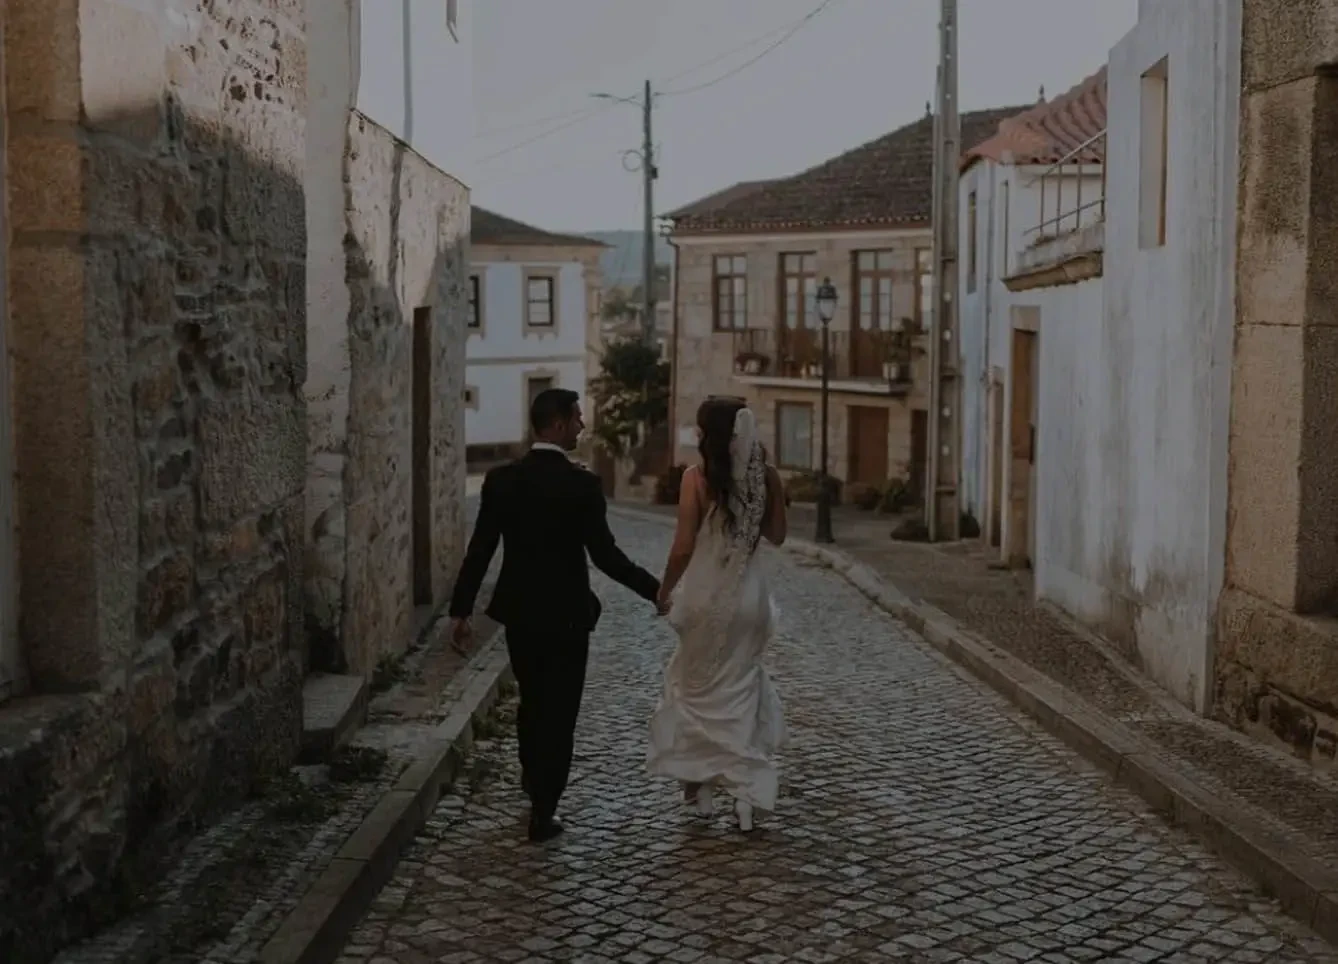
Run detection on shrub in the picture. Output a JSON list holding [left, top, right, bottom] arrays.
[[847, 482, 882, 511], [890, 517, 930, 542], [877, 477, 913, 515], [655, 464, 687, 505], [784, 471, 841, 505]]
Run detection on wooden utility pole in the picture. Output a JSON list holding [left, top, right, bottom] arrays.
[[640, 79, 658, 343], [925, 0, 961, 542]]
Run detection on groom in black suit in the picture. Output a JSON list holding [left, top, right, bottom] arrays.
[[449, 388, 661, 841]]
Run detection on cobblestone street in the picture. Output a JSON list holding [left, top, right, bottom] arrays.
[[339, 514, 1337, 963]]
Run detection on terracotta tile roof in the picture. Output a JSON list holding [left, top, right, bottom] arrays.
[[663, 180, 777, 220], [470, 207, 607, 248], [667, 104, 1029, 235], [963, 68, 1107, 169]]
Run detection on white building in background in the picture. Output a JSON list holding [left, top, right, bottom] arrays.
[[466, 207, 606, 466], [957, 70, 1107, 556]]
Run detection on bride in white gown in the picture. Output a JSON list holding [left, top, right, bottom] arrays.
[[647, 397, 788, 832]]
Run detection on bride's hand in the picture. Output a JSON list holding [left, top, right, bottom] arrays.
[[656, 585, 673, 615]]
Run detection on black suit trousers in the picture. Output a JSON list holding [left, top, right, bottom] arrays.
[[505, 627, 590, 820]]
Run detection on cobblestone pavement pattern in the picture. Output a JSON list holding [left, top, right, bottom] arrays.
[[340, 514, 1338, 963]]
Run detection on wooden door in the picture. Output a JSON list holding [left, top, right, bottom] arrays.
[[1007, 328, 1037, 568], [847, 406, 890, 486]]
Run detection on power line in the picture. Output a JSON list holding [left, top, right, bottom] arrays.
[[659, 0, 842, 97], [477, 105, 603, 139], [474, 0, 843, 165]]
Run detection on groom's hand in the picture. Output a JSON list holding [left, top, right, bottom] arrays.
[[449, 617, 473, 654]]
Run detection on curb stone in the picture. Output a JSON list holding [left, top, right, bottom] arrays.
[[258, 634, 513, 964], [608, 504, 1338, 947]]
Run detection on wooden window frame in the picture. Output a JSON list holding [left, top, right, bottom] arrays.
[[779, 252, 818, 331], [523, 270, 558, 331], [775, 401, 815, 471], [712, 254, 747, 331], [852, 249, 897, 332]]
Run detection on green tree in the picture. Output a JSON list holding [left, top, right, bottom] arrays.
[[589, 338, 670, 457]]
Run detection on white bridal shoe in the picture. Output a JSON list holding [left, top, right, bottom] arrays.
[[696, 783, 715, 816]]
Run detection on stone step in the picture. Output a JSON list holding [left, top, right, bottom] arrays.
[[300, 672, 368, 764]]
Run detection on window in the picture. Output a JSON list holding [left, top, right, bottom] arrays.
[[780, 252, 817, 329], [1139, 57, 1169, 249], [1000, 181, 1011, 277], [775, 403, 814, 470], [712, 255, 747, 330], [967, 191, 979, 293], [524, 273, 556, 329], [447, 0, 459, 38], [853, 250, 895, 332], [467, 274, 481, 329], [914, 248, 933, 330]]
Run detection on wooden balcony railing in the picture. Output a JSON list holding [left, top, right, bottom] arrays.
[[731, 325, 915, 386]]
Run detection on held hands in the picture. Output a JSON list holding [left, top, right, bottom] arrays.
[[655, 586, 672, 617]]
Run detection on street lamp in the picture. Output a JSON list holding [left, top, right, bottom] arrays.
[[814, 277, 838, 544]]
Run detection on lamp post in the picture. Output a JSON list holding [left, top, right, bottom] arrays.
[[814, 277, 838, 544]]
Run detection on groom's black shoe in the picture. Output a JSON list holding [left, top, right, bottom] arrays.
[[528, 813, 564, 843]]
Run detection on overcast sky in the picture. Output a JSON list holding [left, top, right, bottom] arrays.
[[471, 0, 1137, 232]]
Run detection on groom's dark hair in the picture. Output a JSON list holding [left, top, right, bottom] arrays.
[[530, 388, 580, 434]]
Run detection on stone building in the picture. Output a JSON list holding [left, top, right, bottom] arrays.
[[304, 0, 471, 678], [664, 106, 1024, 495], [0, 0, 309, 958], [0, 0, 472, 957], [464, 207, 604, 469]]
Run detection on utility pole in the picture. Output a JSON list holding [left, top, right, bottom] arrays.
[[925, 0, 961, 542], [641, 79, 658, 344]]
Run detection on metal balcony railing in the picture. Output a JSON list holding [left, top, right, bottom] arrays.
[[731, 325, 916, 385], [1024, 128, 1107, 243]]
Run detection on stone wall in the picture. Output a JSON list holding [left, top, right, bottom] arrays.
[[305, 109, 468, 677], [1216, 0, 1338, 770], [0, 0, 308, 958]]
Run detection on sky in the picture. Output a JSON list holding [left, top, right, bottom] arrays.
[[471, 0, 1137, 233]]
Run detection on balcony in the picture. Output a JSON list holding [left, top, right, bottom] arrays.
[[731, 325, 917, 395], [1008, 129, 1106, 291]]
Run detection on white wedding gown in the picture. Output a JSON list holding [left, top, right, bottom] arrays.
[[646, 415, 786, 813]]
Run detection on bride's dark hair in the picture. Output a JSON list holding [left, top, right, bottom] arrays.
[[697, 395, 748, 533]]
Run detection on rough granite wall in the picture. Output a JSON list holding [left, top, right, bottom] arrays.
[[0, 0, 307, 959], [327, 110, 468, 677], [1216, 0, 1338, 770]]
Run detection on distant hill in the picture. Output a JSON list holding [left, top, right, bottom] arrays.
[[584, 230, 674, 289]]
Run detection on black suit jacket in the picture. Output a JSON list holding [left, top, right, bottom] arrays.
[[449, 449, 660, 633]]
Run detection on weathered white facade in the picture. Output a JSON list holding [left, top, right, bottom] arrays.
[[305, 0, 471, 675], [465, 209, 604, 464], [966, 1, 1239, 714]]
